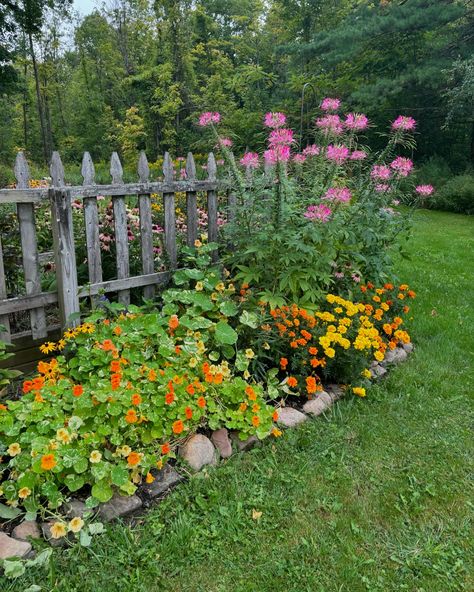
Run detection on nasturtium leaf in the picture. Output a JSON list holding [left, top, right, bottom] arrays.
[[0, 503, 21, 519], [79, 530, 92, 547], [91, 480, 113, 503], [219, 301, 238, 317], [183, 268, 205, 280], [119, 480, 137, 496], [68, 415, 83, 430], [214, 321, 238, 345], [111, 466, 128, 486], [239, 311, 259, 328], [64, 473, 85, 492], [75, 457, 88, 474], [88, 522, 105, 535], [3, 559, 26, 579]]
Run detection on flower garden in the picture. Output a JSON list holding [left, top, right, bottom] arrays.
[[0, 100, 435, 571]]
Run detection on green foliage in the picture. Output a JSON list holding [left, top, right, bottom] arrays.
[[428, 174, 474, 215]]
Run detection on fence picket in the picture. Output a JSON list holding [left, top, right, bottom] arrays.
[[82, 153, 103, 297], [185, 152, 198, 247], [50, 152, 80, 328], [15, 152, 47, 340], [163, 152, 177, 268], [110, 152, 130, 305], [206, 153, 218, 261], [0, 235, 11, 342], [137, 151, 155, 300]]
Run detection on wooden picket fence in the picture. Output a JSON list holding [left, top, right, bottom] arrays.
[[0, 149, 228, 369]]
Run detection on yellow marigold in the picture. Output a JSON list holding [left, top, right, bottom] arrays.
[[325, 347, 336, 358], [374, 351, 384, 362], [362, 369, 372, 379], [353, 387, 366, 397]]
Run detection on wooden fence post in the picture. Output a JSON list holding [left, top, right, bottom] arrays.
[[15, 152, 47, 339], [206, 152, 218, 262], [163, 152, 177, 268], [0, 235, 11, 342], [50, 152, 80, 328], [111, 152, 130, 305], [185, 152, 198, 248], [137, 151, 155, 300]]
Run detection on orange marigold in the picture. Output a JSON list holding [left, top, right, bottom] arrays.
[[306, 376, 318, 394], [287, 377, 298, 388], [280, 357, 288, 369]]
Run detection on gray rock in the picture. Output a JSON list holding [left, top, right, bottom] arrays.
[[303, 395, 332, 416], [0, 532, 32, 559], [140, 465, 184, 499], [325, 384, 345, 401], [97, 494, 142, 522], [41, 522, 69, 547], [230, 432, 259, 452], [373, 364, 387, 378], [402, 342, 414, 353], [62, 500, 88, 519], [211, 428, 232, 459], [277, 407, 308, 428], [179, 434, 217, 471], [383, 347, 408, 365], [12, 520, 41, 541]]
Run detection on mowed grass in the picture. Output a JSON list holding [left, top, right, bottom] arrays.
[[6, 209, 474, 592]]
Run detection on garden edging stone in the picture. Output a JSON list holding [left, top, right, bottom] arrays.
[[178, 434, 217, 471], [97, 494, 143, 522], [11, 520, 41, 542], [140, 465, 184, 499], [277, 407, 308, 427], [0, 532, 32, 559]]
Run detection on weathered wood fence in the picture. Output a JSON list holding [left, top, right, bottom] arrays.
[[0, 149, 227, 367]]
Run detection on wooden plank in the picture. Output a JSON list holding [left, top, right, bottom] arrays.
[[206, 152, 219, 262], [137, 151, 155, 300], [110, 152, 130, 305], [0, 181, 224, 204], [163, 152, 177, 268], [81, 153, 103, 300], [0, 327, 61, 373], [0, 291, 58, 316], [78, 271, 171, 298], [15, 152, 47, 340], [0, 235, 11, 342], [50, 151, 80, 328], [185, 152, 198, 248]]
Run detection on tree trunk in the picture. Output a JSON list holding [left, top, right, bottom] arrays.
[[28, 32, 49, 163]]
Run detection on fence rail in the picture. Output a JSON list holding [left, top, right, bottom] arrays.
[[0, 149, 229, 367]]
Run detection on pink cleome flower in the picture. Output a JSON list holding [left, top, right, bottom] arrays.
[[293, 153, 307, 164], [350, 150, 367, 161], [391, 115, 416, 132], [264, 112, 287, 129], [375, 184, 391, 193], [264, 145, 291, 164], [323, 187, 352, 202], [240, 152, 260, 168], [371, 165, 391, 180], [315, 114, 343, 135], [321, 97, 341, 111], [304, 204, 332, 222], [269, 128, 294, 147], [326, 144, 350, 164], [415, 184, 434, 196], [344, 113, 369, 131], [217, 137, 233, 148], [198, 111, 221, 126], [390, 156, 413, 177], [302, 144, 320, 157]]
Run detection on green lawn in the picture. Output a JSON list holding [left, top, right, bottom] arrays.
[[7, 209, 474, 592]]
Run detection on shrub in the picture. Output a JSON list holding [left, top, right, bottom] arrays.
[[427, 173, 474, 214]]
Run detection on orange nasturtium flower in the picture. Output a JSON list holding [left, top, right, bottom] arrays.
[[127, 452, 141, 466], [148, 369, 157, 382], [272, 410, 279, 422], [161, 443, 171, 455], [73, 384, 83, 397], [197, 396, 206, 408], [239, 402, 248, 412], [245, 386, 257, 401], [113, 326, 122, 336], [131, 393, 142, 406], [185, 406, 193, 420], [186, 384, 195, 395], [110, 360, 121, 373], [41, 453, 56, 470], [146, 472, 155, 484], [172, 420, 184, 434], [125, 409, 138, 424], [287, 377, 298, 388], [252, 415, 260, 427], [165, 391, 175, 405], [168, 315, 179, 331]]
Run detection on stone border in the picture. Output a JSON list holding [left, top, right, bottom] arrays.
[[0, 345, 412, 561]]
